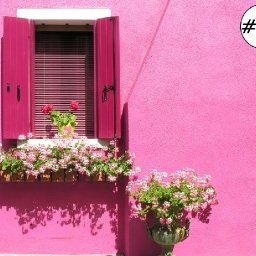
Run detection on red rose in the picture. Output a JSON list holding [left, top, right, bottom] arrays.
[[41, 104, 53, 114], [70, 100, 79, 110]]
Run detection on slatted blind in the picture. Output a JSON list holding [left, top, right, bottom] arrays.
[[34, 31, 94, 138]]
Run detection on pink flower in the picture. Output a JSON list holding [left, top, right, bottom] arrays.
[[70, 100, 79, 110], [110, 163, 117, 170], [27, 132, 34, 139], [102, 146, 108, 151], [41, 104, 53, 114], [184, 205, 193, 212], [166, 217, 172, 225], [27, 153, 36, 162], [73, 133, 79, 138], [108, 175, 117, 182], [159, 218, 165, 225], [163, 201, 170, 209], [140, 216, 146, 221], [79, 168, 86, 174], [13, 151, 21, 157], [117, 168, 123, 174], [190, 189, 198, 196], [64, 125, 72, 135]]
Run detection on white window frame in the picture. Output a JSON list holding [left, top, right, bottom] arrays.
[[17, 8, 111, 24]]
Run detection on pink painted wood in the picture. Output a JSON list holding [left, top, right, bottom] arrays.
[[113, 17, 121, 138], [30, 20, 35, 136], [2, 17, 31, 139], [94, 17, 121, 138]]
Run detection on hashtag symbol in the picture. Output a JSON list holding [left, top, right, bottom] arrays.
[[242, 19, 256, 33]]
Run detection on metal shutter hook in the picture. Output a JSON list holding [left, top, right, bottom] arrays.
[[17, 85, 21, 102]]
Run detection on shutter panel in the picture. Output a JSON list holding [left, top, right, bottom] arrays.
[[2, 17, 31, 139], [34, 32, 94, 138], [95, 17, 121, 138], [30, 20, 35, 134]]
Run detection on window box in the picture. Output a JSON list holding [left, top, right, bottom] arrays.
[[0, 169, 11, 182], [0, 137, 134, 183]]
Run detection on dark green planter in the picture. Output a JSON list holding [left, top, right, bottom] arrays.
[[146, 221, 190, 256]]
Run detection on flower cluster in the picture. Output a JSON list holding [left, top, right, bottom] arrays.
[[41, 101, 79, 137], [0, 136, 134, 181], [127, 168, 218, 229]]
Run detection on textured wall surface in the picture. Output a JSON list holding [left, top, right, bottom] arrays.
[[1, 0, 256, 256]]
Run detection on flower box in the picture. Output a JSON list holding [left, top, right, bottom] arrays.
[[0, 136, 134, 183], [26, 173, 38, 182], [39, 170, 51, 182], [51, 170, 65, 182], [11, 171, 25, 182], [0, 170, 11, 182], [65, 170, 78, 182], [78, 172, 107, 182], [91, 172, 107, 182], [78, 172, 91, 181]]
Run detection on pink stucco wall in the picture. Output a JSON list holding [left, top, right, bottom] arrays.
[[1, 0, 256, 256]]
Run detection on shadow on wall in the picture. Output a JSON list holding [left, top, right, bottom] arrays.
[[0, 180, 127, 251], [0, 169, 132, 254]]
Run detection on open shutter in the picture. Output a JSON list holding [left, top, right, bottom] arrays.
[[94, 16, 120, 138], [2, 16, 32, 139]]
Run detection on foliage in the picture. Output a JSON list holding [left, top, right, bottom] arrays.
[[127, 169, 218, 229], [1, 149, 25, 173], [49, 110, 77, 129]]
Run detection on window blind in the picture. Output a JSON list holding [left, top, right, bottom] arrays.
[[34, 31, 94, 138]]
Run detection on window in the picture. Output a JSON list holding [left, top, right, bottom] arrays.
[[34, 27, 94, 138], [2, 15, 120, 140]]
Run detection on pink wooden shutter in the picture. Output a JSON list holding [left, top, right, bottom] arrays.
[[2, 16, 32, 139], [94, 17, 121, 138]]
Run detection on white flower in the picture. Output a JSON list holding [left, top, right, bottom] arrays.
[[18, 134, 26, 140]]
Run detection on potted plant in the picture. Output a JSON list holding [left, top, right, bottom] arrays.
[[41, 100, 79, 138], [127, 168, 218, 256]]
